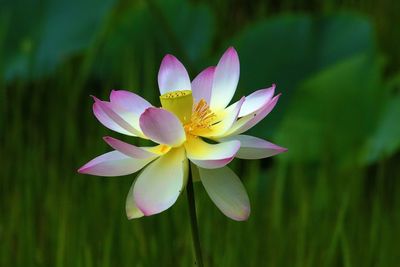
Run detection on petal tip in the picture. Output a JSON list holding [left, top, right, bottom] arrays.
[[161, 54, 178, 64], [126, 213, 143, 220], [77, 165, 87, 174], [102, 136, 114, 145], [268, 84, 276, 94], [226, 46, 237, 55], [234, 208, 251, 221], [278, 147, 288, 153], [229, 204, 250, 221], [224, 47, 238, 59], [90, 95, 101, 102]]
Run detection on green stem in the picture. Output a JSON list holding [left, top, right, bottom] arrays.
[[187, 165, 204, 267]]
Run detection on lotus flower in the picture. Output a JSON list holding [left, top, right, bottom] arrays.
[[78, 47, 286, 221]]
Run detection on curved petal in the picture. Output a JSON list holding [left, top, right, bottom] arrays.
[[210, 47, 240, 112], [239, 85, 275, 117], [158, 54, 191, 95], [191, 66, 215, 104], [93, 101, 132, 136], [108, 90, 152, 134], [92, 96, 143, 136], [221, 135, 287, 159], [103, 136, 161, 158], [139, 107, 186, 147], [227, 94, 280, 137], [78, 151, 156, 177], [110, 90, 152, 116], [134, 147, 188, 216], [199, 166, 250, 221], [185, 137, 240, 169], [126, 178, 144, 219], [195, 97, 245, 138]]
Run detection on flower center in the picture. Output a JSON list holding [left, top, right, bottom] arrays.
[[184, 99, 216, 135], [160, 90, 193, 124], [160, 90, 216, 136]]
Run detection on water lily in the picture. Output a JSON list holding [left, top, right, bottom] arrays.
[[78, 47, 286, 221]]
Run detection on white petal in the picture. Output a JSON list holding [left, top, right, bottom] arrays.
[[239, 85, 275, 117], [108, 90, 152, 135], [93, 101, 133, 136], [126, 179, 144, 219], [221, 135, 287, 159], [110, 90, 152, 116], [210, 47, 240, 111], [134, 147, 188, 216], [158, 54, 191, 94], [78, 151, 156, 177], [92, 96, 143, 136], [199, 166, 250, 221], [227, 94, 280, 137], [191, 66, 215, 104], [184, 137, 240, 169], [103, 136, 160, 158]]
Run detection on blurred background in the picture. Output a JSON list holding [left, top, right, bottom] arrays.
[[1, 0, 400, 266]]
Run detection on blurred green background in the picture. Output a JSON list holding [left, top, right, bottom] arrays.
[[1, 0, 400, 266]]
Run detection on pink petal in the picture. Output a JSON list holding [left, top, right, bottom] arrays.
[[191, 66, 215, 104], [222, 135, 287, 159], [110, 90, 151, 117], [239, 85, 275, 117], [93, 101, 132, 136], [78, 151, 155, 177], [92, 96, 142, 136], [199, 166, 250, 221], [139, 107, 186, 147], [103, 136, 159, 159], [158, 54, 191, 95], [184, 137, 240, 169], [228, 94, 280, 136], [210, 47, 240, 111], [134, 147, 188, 216]]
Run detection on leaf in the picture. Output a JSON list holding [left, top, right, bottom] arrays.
[[274, 53, 383, 166], [3, 0, 116, 81], [93, 0, 215, 81], [362, 93, 400, 163], [228, 13, 375, 134], [159, 0, 215, 64]]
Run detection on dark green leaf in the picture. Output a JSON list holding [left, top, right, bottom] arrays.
[[229, 13, 375, 134], [275, 54, 383, 166]]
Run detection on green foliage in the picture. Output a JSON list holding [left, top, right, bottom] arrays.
[[2, 0, 115, 80], [363, 92, 400, 163], [93, 0, 215, 81], [229, 13, 374, 134], [276, 54, 383, 166]]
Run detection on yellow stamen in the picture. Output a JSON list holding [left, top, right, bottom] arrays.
[[160, 90, 193, 124], [185, 99, 216, 134]]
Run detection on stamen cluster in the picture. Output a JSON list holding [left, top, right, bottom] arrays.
[[185, 99, 216, 134]]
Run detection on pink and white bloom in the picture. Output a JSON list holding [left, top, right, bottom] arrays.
[[78, 47, 287, 221]]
